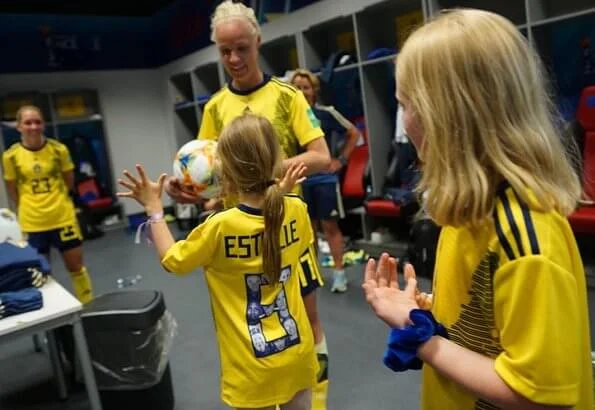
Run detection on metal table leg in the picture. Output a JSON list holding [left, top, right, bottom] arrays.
[[72, 316, 102, 410], [46, 330, 68, 400]]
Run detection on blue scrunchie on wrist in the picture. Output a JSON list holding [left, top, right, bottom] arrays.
[[383, 309, 448, 372]]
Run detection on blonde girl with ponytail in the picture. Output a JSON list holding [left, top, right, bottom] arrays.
[[117, 113, 319, 410]]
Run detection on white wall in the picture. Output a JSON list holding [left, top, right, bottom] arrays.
[[0, 69, 175, 215]]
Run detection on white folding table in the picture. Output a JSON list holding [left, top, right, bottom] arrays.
[[0, 276, 102, 410]]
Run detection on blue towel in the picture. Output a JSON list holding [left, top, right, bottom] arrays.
[[0, 242, 50, 275], [0, 288, 43, 319], [0, 267, 46, 292], [0, 242, 49, 293]]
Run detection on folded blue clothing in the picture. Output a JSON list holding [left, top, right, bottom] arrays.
[[0, 267, 46, 292], [0, 288, 43, 319], [0, 242, 50, 275]]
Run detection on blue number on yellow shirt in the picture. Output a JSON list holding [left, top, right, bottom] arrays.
[[245, 265, 301, 358]]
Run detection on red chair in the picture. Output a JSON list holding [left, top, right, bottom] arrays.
[[342, 144, 369, 200], [75, 177, 122, 239], [77, 178, 114, 209], [365, 141, 409, 219], [569, 86, 595, 234], [365, 199, 401, 217], [339, 142, 370, 238]]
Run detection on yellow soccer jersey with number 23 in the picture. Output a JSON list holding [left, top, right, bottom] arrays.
[[161, 195, 318, 408], [2, 139, 77, 232]]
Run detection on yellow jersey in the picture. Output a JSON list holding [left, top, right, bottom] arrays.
[[199, 75, 324, 158], [161, 195, 318, 408], [198, 75, 324, 203], [422, 184, 593, 409], [2, 139, 77, 232]]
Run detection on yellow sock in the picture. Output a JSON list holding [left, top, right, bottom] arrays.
[[312, 336, 328, 410], [70, 266, 94, 304]]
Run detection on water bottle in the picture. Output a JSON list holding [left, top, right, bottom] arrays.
[[117, 274, 142, 289]]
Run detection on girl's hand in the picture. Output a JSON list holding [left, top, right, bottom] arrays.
[[403, 263, 433, 310], [117, 164, 167, 214], [362, 253, 420, 328], [278, 162, 307, 194]]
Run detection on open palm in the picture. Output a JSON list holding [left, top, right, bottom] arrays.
[[279, 162, 307, 194], [116, 164, 167, 210], [362, 253, 420, 328]]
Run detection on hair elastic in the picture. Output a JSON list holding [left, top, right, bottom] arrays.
[[243, 180, 276, 193], [383, 309, 449, 372]]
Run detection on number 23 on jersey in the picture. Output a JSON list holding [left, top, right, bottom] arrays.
[[31, 177, 51, 194]]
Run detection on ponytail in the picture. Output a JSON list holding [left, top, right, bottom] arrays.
[[262, 183, 284, 283]]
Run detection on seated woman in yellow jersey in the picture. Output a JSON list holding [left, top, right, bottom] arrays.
[[291, 69, 362, 293], [362, 9, 592, 410], [2, 105, 94, 304], [117, 113, 319, 410], [164, 2, 332, 409]]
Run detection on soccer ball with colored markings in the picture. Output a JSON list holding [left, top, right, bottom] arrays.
[[173, 140, 221, 199]]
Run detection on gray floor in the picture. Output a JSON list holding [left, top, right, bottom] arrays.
[[0, 226, 428, 410]]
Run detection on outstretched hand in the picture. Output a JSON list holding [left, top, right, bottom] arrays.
[[278, 162, 307, 194], [362, 253, 420, 329], [117, 164, 167, 214]]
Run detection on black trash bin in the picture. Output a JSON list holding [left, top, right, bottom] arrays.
[[81, 290, 176, 410]]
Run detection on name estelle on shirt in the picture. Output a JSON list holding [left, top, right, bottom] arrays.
[[224, 219, 299, 259]]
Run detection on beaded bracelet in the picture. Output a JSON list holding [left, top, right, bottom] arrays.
[[383, 309, 449, 372], [135, 212, 164, 245]]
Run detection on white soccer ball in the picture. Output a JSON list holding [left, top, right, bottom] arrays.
[[173, 140, 221, 199]]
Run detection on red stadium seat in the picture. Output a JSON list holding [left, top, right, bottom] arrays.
[[569, 86, 595, 234], [77, 178, 114, 209], [342, 145, 368, 199], [365, 199, 401, 217]]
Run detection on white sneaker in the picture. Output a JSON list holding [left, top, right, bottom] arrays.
[[330, 270, 347, 293], [318, 238, 330, 254]]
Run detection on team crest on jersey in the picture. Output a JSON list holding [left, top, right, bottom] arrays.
[[33, 163, 42, 174]]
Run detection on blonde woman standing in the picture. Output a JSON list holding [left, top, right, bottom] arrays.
[[2, 105, 94, 303], [290, 69, 362, 293], [363, 9, 592, 410]]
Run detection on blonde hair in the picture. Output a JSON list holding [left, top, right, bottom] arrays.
[[210, 0, 261, 43], [217, 113, 285, 283], [290, 69, 320, 93], [16, 105, 44, 124], [397, 9, 581, 226]]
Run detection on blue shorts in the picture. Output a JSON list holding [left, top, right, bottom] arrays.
[[26, 224, 83, 255], [301, 182, 344, 221]]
